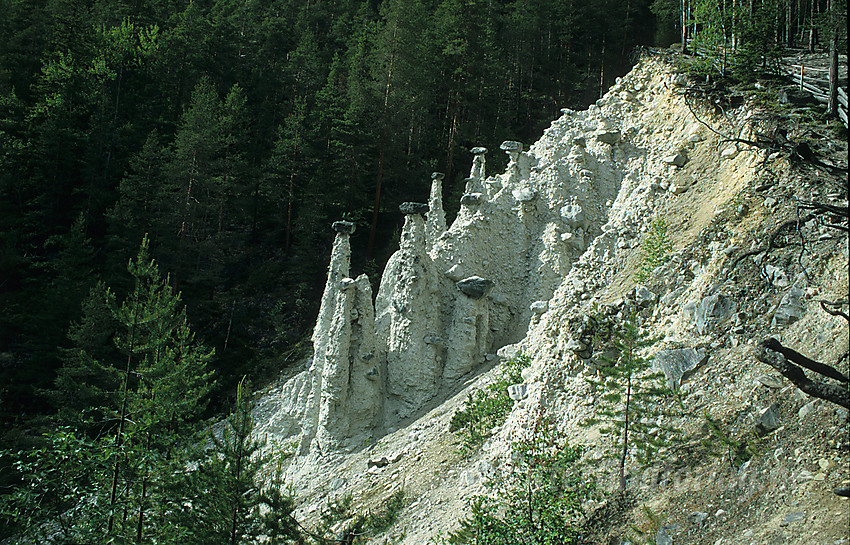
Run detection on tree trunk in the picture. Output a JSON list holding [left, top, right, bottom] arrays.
[[808, 0, 817, 51], [681, 0, 688, 53], [135, 430, 152, 543], [367, 23, 398, 259], [828, 33, 838, 116], [619, 371, 632, 492], [107, 285, 141, 535], [599, 36, 606, 99]]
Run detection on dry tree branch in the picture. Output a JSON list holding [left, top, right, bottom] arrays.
[[758, 339, 850, 409], [820, 300, 850, 323]]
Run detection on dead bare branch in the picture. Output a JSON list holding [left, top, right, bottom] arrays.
[[757, 339, 850, 409]]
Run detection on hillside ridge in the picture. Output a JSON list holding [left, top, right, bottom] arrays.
[[254, 53, 850, 544]]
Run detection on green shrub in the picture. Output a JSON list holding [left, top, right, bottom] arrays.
[[635, 218, 673, 283], [449, 420, 595, 544], [449, 354, 530, 454]]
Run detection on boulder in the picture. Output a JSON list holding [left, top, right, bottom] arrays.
[[460, 193, 483, 206], [332, 220, 356, 234], [456, 276, 495, 299], [399, 202, 429, 215], [694, 294, 736, 335], [653, 348, 707, 390], [778, 88, 815, 105]]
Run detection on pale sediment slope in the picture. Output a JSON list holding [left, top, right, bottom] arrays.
[[254, 54, 849, 544]]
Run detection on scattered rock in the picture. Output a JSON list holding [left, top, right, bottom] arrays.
[[512, 187, 537, 202], [694, 294, 736, 335], [595, 130, 621, 145], [798, 400, 817, 419], [771, 284, 805, 328], [634, 285, 657, 307], [687, 511, 709, 527], [653, 348, 708, 391], [423, 334, 445, 346], [662, 152, 688, 167], [444, 264, 464, 281], [720, 146, 739, 160], [530, 300, 548, 314], [497, 344, 521, 360], [780, 512, 807, 525], [456, 276, 495, 299], [656, 526, 674, 545], [368, 455, 390, 468], [755, 403, 781, 434], [507, 383, 527, 400], [764, 264, 791, 288], [560, 203, 588, 229], [755, 375, 783, 388]]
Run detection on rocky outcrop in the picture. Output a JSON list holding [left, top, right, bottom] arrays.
[[376, 204, 443, 420]]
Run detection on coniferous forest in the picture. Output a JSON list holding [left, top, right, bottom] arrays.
[[1, 0, 659, 427], [0, 0, 844, 541]]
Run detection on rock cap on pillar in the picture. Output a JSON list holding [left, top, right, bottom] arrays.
[[460, 193, 483, 206], [399, 202, 430, 215], [470, 146, 487, 155], [332, 220, 356, 234], [456, 276, 495, 299], [431, 172, 445, 180], [500, 140, 522, 153]]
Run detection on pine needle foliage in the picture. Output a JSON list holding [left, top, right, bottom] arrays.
[[582, 313, 681, 492], [449, 419, 594, 544], [635, 218, 673, 283], [449, 354, 530, 454]]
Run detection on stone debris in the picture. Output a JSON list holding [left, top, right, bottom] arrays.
[[653, 348, 707, 391], [694, 294, 736, 335], [249, 57, 849, 545], [755, 403, 781, 434]]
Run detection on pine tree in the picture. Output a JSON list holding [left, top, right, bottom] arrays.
[[179, 377, 302, 545], [450, 419, 594, 544], [104, 234, 215, 540], [3, 235, 215, 543], [583, 312, 681, 493]]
